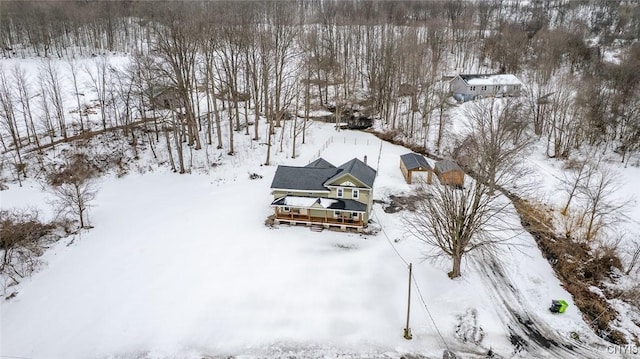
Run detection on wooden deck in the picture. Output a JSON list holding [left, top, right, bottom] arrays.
[[274, 213, 364, 229]]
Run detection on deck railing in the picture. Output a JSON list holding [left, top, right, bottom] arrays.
[[275, 213, 364, 227]]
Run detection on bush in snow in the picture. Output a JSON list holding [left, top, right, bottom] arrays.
[[0, 208, 58, 291]]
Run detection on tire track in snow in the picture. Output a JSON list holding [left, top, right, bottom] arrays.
[[473, 251, 602, 359]]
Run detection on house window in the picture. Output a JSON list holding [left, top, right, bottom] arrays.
[[470, 86, 476, 91], [496, 85, 501, 91], [283, 207, 290, 212], [334, 211, 341, 218], [337, 187, 343, 198], [352, 212, 359, 218], [352, 189, 359, 199], [481, 85, 487, 91]]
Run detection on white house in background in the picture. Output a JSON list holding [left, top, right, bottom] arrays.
[[449, 74, 523, 102]]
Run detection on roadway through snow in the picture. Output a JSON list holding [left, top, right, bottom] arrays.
[[472, 250, 611, 359]]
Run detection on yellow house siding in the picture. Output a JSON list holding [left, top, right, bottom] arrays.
[[326, 173, 367, 188], [271, 169, 375, 228], [309, 208, 327, 218], [328, 187, 370, 205]]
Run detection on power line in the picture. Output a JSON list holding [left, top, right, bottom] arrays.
[[372, 208, 450, 351], [373, 208, 408, 267], [411, 271, 451, 351]]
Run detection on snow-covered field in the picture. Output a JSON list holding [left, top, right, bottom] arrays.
[[0, 121, 626, 359], [1, 52, 638, 358]]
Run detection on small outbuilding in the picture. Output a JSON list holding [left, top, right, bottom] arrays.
[[434, 160, 464, 187], [400, 153, 433, 184], [150, 87, 184, 110]]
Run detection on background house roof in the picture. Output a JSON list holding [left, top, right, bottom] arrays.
[[458, 74, 523, 86], [434, 159, 462, 174], [326, 158, 376, 188], [400, 153, 431, 171]]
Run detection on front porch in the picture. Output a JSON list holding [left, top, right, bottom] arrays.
[[273, 207, 365, 230]]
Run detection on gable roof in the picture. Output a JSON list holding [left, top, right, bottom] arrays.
[[305, 158, 335, 168], [434, 159, 462, 174], [457, 74, 522, 86], [270, 166, 339, 191], [400, 153, 431, 171], [271, 158, 376, 191], [325, 158, 376, 188]]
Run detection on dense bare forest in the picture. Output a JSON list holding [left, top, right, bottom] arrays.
[[1, 0, 639, 174], [2, 0, 640, 352]]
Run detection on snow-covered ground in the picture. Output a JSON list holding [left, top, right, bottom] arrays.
[[1, 52, 638, 358], [0, 122, 627, 359]]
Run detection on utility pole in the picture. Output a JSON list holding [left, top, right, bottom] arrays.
[[404, 263, 413, 340]]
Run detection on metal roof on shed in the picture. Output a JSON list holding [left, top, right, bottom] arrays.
[[400, 153, 432, 171], [434, 159, 462, 174]]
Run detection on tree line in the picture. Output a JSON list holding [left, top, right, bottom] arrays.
[[1, 1, 638, 169]]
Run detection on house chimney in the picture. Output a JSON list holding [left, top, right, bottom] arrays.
[[364, 155, 368, 165]]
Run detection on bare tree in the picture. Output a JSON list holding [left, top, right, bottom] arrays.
[[12, 64, 41, 149], [560, 156, 596, 216], [0, 66, 27, 183], [41, 59, 67, 140], [38, 73, 55, 143], [67, 58, 87, 133], [48, 154, 99, 229], [403, 178, 512, 279], [614, 86, 640, 165], [578, 166, 629, 243], [200, 27, 224, 148], [456, 98, 533, 194], [151, 5, 202, 152], [50, 180, 97, 229], [85, 57, 111, 131], [559, 154, 632, 243], [625, 238, 640, 275]]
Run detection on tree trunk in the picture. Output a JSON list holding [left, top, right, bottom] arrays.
[[164, 126, 176, 172], [449, 253, 462, 279]]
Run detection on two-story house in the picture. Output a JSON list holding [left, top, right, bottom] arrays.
[[270, 157, 376, 231], [449, 74, 523, 102]]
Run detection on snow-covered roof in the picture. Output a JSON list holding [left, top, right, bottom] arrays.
[[296, 109, 333, 118], [271, 196, 366, 212], [281, 196, 320, 207], [318, 198, 339, 208], [460, 74, 523, 86]]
